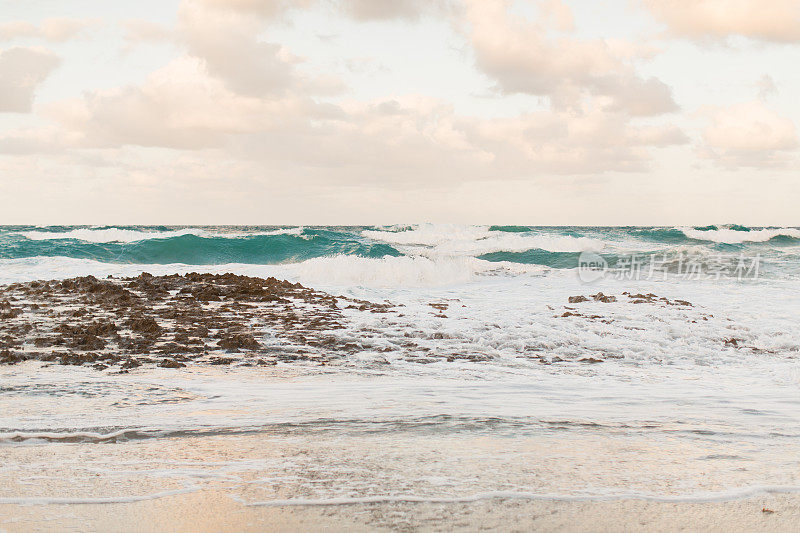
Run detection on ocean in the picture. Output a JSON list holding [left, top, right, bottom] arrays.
[[1, 224, 799, 519]]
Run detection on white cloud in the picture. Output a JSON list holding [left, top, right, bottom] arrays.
[[0, 47, 61, 112], [189, 0, 447, 21], [643, 0, 800, 42], [700, 101, 798, 168], [43, 57, 322, 149], [30, 60, 685, 183], [120, 19, 173, 44], [0, 18, 99, 42], [178, 2, 296, 96], [340, 0, 450, 21], [195, 0, 313, 18], [461, 0, 678, 116]]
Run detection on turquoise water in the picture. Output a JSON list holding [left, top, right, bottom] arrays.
[[0, 225, 797, 278]]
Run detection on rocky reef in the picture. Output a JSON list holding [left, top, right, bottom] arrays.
[[0, 273, 394, 370]]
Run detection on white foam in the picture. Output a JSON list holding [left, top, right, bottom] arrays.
[[0, 428, 144, 444], [18, 228, 201, 243], [364, 224, 604, 255], [0, 486, 199, 506], [235, 485, 800, 507], [681, 227, 800, 244], [363, 224, 492, 247], [292, 255, 543, 288], [16, 227, 303, 243], [0, 255, 546, 288]]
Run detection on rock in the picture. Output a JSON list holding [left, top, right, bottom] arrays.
[[217, 333, 260, 351], [158, 358, 186, 368], [579, 357, 604, 364], [68, 334, 106, 351], [591, 292, 617, 303], [121, 358, 141, 369], [60, 353, 95, 365], [85, 320, 118, 337], [568, 295, 589, 303], [0, 349, 27, 364], [127, 316, 162, 337], [0, 306, 22, 319]]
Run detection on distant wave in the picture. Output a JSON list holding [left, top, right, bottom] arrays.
[[680, 226, 800, 244], [17, 226, 304, 243], [0, 224, 796, 284], [631, 225, 800, 245], [1, 230, 400, 265], [364, 224, 604, 253]]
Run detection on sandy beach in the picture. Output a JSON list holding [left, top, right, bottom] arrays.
[[3, 489, 799, 532]]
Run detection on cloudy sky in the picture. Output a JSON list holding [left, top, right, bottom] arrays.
[[0, 0, 798, 224]]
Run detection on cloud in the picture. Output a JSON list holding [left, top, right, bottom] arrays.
[[0, 47, 61, 112], [458, 105, 687, 176], [189, 0, 447, 21], [194, 0, 313, 18], [700, 101, 798, 168], [0, 18, 99, 42], [120, 19, 173, 44], [0, 0, 688, 191], [643, 0, 800, 43], [177, 1, 331, 97], [461, 0, 678, 116], [43, 57, 320, 149], [32, 57, 685, 182], [340, 0, 450, 21]]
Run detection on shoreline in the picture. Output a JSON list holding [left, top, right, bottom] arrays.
[[2, 489, 798, 532]]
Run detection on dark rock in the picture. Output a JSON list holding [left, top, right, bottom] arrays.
[[85, 320, 118, 337], [127, 316, 162, 337], [121, 358, 141, 369], [568, 295, 589, 303], [68, 334, 106, 351], [158, 359, 186, 368], [217, 333, 260, 351], [0, 349, 27, 364]]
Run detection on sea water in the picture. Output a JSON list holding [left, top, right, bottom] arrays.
[[1, 224, 799, 507]]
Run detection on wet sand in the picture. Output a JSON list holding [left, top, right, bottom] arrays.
[[2, 489, 799, 532], [2, 428, 800, 532]]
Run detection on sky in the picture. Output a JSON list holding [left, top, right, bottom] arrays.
[[0, 0, 798, 225]]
